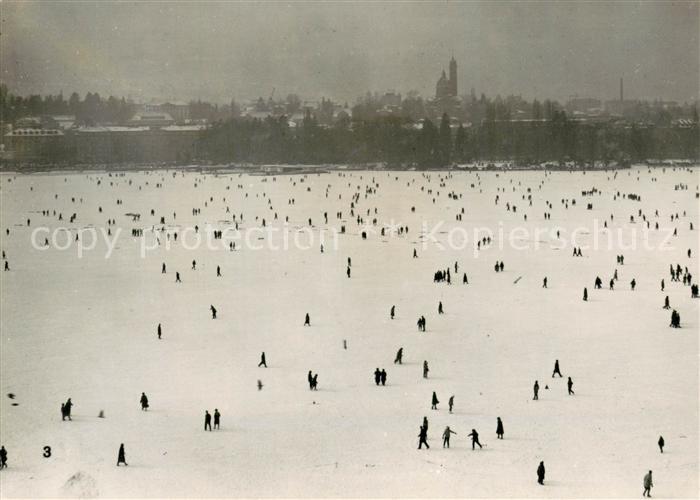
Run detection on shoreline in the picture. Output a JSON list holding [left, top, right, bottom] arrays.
[[1, 161, 698, 175]]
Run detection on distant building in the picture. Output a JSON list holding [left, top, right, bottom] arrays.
[[4, 128, 68, 162], [435, 57, 458, 100], [73, 125, 204, 163], [566, 97, 602, 114], [127, 111, 175, 128]]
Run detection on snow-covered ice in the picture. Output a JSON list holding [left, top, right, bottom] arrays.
[[0, 167, 698, 498]]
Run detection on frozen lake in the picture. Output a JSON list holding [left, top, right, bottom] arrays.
[[0, 167, 698, 498]]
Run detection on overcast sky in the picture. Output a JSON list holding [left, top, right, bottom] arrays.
[[2, 1, 698, 104]]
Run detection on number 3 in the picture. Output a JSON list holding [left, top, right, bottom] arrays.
[[43, 446, 51, 458]]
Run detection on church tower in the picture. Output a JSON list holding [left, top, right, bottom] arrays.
[[436, 70, 449, 100], [448, 56, 457, 97]]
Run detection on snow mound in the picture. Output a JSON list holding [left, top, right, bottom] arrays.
[[60, 471, 99, 498]]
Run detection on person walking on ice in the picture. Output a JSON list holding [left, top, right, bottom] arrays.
[[448, 395, 454, 413], [496, 417, 504, 439], [394, 347, 403, 364], [533, 380, 539, 400], [217, 265, 222, 277], [438, 301, 444, 314], [658, 436, 664, 453], [418, 424, 429, 449], [210, 305, 217, 319], [204, 410, 212, 431], [140, 392, 149, 410], [175, 272, 181, 283], [117, 444, 128, 466], [442, 426, 457, 448], [467, 429, 483, 449], [423, 360, 429, 379], [214, 409, 221, 429], [431, 391, 439, 410], [0, 446, 7, 469], [552, 360, 562, 377], [258, 352, 267, 367], [643, 470, 653, 497], [157, 323, 162, 339], [390, 305, 395, 320], [304, 313, 310, 326], [537, 461, 545, 485]]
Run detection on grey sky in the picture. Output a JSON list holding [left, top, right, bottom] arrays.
[[2, 1, 698, 104]]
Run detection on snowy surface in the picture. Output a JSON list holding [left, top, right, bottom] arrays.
[[0, 167, 698, 498]]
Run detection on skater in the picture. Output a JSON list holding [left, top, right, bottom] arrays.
[[670, 309, 680, 328], [157, 323, 162, 339], [431, 391, 439, 410], [423, 360, 429, 379], [140, 392, 149, 410], [374, 368, 381, 386], [658, 436, 664, 453], [175, 272, 181, 283], [162, 262, 166, 273], [0, 446, 6, 469], [583, 287, 588, 301], [448, 395, 454, 413], [258, 352, 267, 367], [496, 417, 504, 439], [567, 377, 575, 395], [216, 265, 221, 277], [390, 305, 395, 320], [117, 443, 128, 466], [663, 296, 670, 309], [204, 410, 212, 431], [537, 461, 545, 485], [543, 277, 547, 288], [438, 301, 444, 314], [394, 347, 403, 364], [533, 380, 539, 400], [463, 273, 468, 284], [304, 313, 310, 326], [631, 278, 636, 291], [643, 470, 653, 497], [214, 409, 221, 429], [380, 369, 387, 386], [442, 426, 457, 448], [63, 398, 73, 421], [192, 259, 196, 270], [467, 429, 483, 449], [661, 279, 665, 291], [552, 359, 562, 377], [210, 305, 217, 319], [418, 424, 429, 449], [311, 373, 318, 390]]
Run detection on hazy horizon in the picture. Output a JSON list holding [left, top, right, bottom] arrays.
[[2, 1, 699, 105]]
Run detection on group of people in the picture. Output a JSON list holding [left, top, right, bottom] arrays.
[[307, 370, 319, 390], [60, 398, 73, 421], [204, 409, 221, 431], [373, 368, 388, 386]]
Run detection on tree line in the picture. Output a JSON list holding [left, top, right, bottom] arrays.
[[198, 111, 698, 166]]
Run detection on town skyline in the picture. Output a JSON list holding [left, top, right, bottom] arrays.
[[2, 2, 698, 105]]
